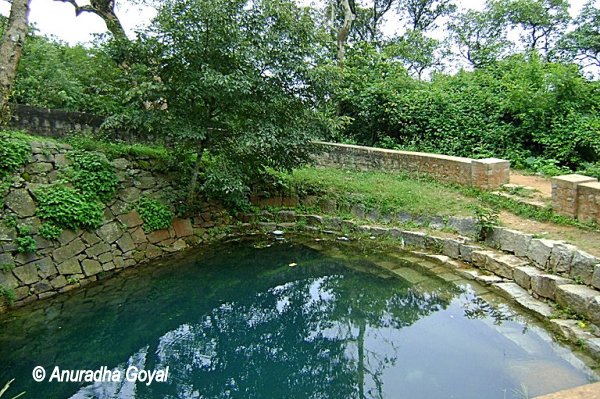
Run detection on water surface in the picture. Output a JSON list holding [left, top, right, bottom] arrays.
[[0, 238, 597, 399]]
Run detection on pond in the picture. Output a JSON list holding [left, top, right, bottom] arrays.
[[0, 237, 598, 399]]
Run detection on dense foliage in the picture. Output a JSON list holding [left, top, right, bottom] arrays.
[[5, 0, 600, 198], [336, 48, 600, 170], [135, 197, 174, 232], [67, 150, 119, 202], [36, 185, 104, 230], [0, 133, 30, 178]]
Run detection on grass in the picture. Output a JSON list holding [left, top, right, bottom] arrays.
[[281, 167, 480, 217]]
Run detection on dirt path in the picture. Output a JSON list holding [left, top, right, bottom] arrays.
[[500, 172, 600, 257], [509, 171, 553, 198]]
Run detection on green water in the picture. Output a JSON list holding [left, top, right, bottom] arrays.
[[0, 238, 597, 399]]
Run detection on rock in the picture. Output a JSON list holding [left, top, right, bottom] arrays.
[[493, 283, 554, 318], [351, 204, 366, 219], [318, 199, 337, 214], [26, 162, 53, 175], [98, 253, 113, 264], [118, 187, 141, 203], [571, 250, 598, 286], [471, 250, 495, 269], [276, 210, 296, 223], [111, 158, 130, 170], [487, 227, 533, 257], [0, 253, 15, 269], [58, 229, 80, 245], [147, 229, 170, 244], [102, 261, 116, 271], [34, 257, 57, 279], [31, 280, 52, 294], [117, 210, 144, 228], [57, 258, 82, 275], [86, 242, 111, 257], [34, 235, 54, 250], [531, 274, 572, 300], [365, 208, 381, 222], [400, 231, 426, 248], [12, 263, 38, 285], [54, 154, 69, 168], [4, 189, 36, 217], [97, 222, 123, 244], [116, 233, 136, 252], [81, 259, 102, 277], [549, 243, 577, 274], [0, 270, 19, 289], [513, 266, 542, 290], [459, 244, 481, 263], [588, 296, 600, 325], [0, 224, 16, 241], [130, 228, 148, 244], [442, 239, 461, 259], [50, 275, 67, 289], [447, 216, 477, 236], [592, 264, 600, 290], [172, 218, 193, 237], [82, 231, 101, 246], [484, 252, 527, 279], [53, 238, 86, 263], [110, 200, 129, 216], [306, 215, 323, 226], [171, 239, 188, 252], [134, 176, 156, 190], [526, 238, 559, 269], [146, 244, 162, 259], [555, 284, 598, 318]]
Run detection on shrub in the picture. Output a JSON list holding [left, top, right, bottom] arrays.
[[39, 222, 63, 240], [36, 185, 104, 230], [0, 134, 30, 178], [15, 236, 36, 253], [0, 285, 16, 306], [67, 150, 119, 202], [135, 197, 174, 232]]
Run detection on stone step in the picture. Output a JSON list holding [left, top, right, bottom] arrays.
[[492, 282, 554, 318], [471, 250, 528, 279]]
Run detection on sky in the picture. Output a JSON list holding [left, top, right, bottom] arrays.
[[0, 0, 590, 46]]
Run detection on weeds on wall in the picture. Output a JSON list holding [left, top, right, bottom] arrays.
[[36, 185, 104, 231], [0, 134, 30, 179], [135, 197, 174, 232], [66, 150, 120, 202]]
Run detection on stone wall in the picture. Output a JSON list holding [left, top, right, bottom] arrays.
[[9, 104, 104, 137], [313, 141, 510, 190], [0, 140, 230, 310], [552, 174, 600, 223]]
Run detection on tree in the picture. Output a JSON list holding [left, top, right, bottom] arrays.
[[449, 9, 510, 68], [0, 0, 31, 123], [54, 0, 128, 41], [385, 30, 447, 78], [492, 0, 570, 57], [106, 0, 326, 205], [396, 0, 456, 31], [349, 0, 397, 43], [337, 0, 356, 66], [558, 0, 600, 73]]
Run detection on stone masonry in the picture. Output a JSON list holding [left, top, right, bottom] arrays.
[[313, 141, 510, 190], [551, 174, 599, 222]]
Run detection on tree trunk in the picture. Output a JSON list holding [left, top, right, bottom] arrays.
[[0, 0, 31, 125], [55, 0, 127, 42], [188, 142, 206, 204], [336, 0, 355, 67]]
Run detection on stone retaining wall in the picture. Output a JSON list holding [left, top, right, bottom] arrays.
[[0, 140, 230, 310], [313, 141, 510, 190], [9, 104, 104, 137], [552, 174, 600, 224]]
